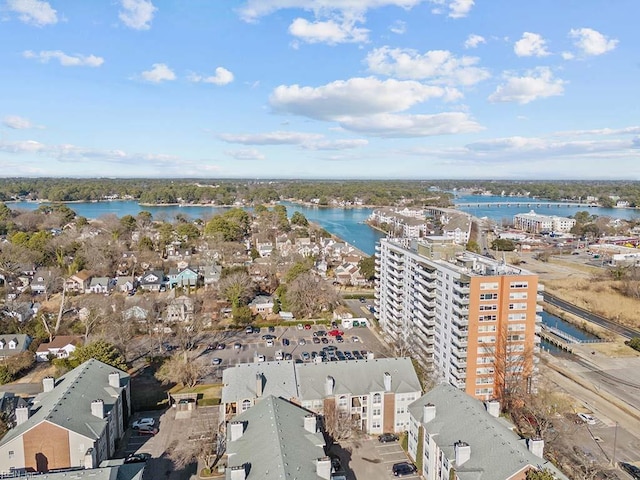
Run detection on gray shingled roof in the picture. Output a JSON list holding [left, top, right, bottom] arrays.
[[0, 359, 129, 447], [19, 463, 144, 480], [296, 357, 421, 400], [408, 384, 569, 480], [226, 395, 326, 480], [222, 358, 421, 405], [222, 361, 298, 405]]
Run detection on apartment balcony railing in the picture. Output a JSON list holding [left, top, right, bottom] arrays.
[[535, 314, 542, 323], [453, 283, 470, 295], [536, 294, 544, 302], [537, 284, 545, 292], [451, 355, 466, 369], [414, 309, 436, 327], [452, 347, 468, 360], [451, 336, 468, 349], [449, 368, 467, 381], [452, 304, 469, 317], [536, 304, 543, 312], [451, 315, 469, 328]]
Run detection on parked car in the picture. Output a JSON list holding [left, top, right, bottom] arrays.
[[301, 351, 310, 361], [379, 433, 399, 443], [298, 338, 306, 346], [211, 357, 222, 365], [262, 334, 276, 340], [578, 413, 596, 425], [282, 338, 290, 346], [284, 353, 293, 360], [297, 323, 304, 330], [245, 326, 254, 334], [137, 426, 158, 436], [351, 336, 360, 343], [304, 324, 312, 330], [321, 337, 329, 344], [233, 342, 242, 350], [335, 335, 344, 343], [328, 329, 344, 337], [330, 456, 342, 473], [359, 297, 366, 303], [313, 330, 326, 337], [215, 343, 226, 350], [266, 339, 274, 347], [312, 337, 321, 344], [268, 326, 275, 332], [124, 453, 151, 463], [620, 462, 640, 480], [392, 462, 417, 476], [255, 354, 265, 362], [132, 418, 155, 430]]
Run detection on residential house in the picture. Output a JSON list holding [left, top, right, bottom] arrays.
[[407, 384, 569, 480], [200, 264, 222, 288], [255, 241, 274, 258], [0, 359, 131, 474], [35, 335, 83, 362], [89, 277, 112, 294], [222, 357, 422, 435], [1, 302, 35, 323], [225, 395, 330, 480], [30, 268, 54, 295], [165, 295, 195, 323], [333, 263, 365, 286], [0, 335, 31, 360], [115, 277, 135, 293], [248, 295, 274, 317], [138, 270, 166, 292], [168, 266, 199, 288], [166, 243, 192, 261], [122, 305, 149, 323], [65, 270, 92, 293]]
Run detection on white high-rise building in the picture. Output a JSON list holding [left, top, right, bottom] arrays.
[[375, 237, 542, 401]]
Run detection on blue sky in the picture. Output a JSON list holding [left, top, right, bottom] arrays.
[[1, 0, 638, 179]]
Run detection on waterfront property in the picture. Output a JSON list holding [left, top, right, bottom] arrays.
[[375, 237, 542, 401], [513, 210, 576, 234]]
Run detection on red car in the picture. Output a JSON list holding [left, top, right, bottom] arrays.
[[304, 324, 312, 330], [328, 329, 344, 337]]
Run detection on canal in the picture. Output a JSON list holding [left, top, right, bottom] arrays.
[[540, 310, 600, 355]]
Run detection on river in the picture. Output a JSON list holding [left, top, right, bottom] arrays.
[[8, 194, 640, 256]]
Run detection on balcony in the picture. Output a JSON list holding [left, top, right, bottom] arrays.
[[536, 304, 543, 313], [535, 314, 542, 323], [452, 347, 467, 360], [449, 368, 467, 381], [537, 284, 545, 292], [451, 355, 466, 369], [451, 336, 468, 349], [536, 294, 544, 302], [453, 283, 470, 295], [451, 315, 469, 328], [452, 304, 469, 317]]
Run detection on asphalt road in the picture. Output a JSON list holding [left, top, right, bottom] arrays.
[[543, 292, 640, 339]]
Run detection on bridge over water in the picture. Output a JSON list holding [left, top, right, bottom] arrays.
[[454, 201, 598, 208]]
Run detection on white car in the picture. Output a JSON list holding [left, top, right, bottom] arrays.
[[266, 339, 274, 347], [255, 354, 265, 362], [578, 413, 596, 425], [132, 418, 155, 430]]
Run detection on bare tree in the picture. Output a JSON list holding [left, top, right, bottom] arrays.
[[323, 400, 360, 441], [170, 418, 226, 472], [286, 272, 340, 318], [155, 353, 207, 388]]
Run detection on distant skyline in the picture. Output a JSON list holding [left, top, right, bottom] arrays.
[[1, 0, 638, 179]]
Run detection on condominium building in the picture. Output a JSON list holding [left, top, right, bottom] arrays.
[[407, 384, 568, 480], [513, 210, 576, 234], [221, 357, 422, 435], [375, 237, 542, 401]]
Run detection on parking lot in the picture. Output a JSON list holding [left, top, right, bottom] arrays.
[[196, 322, 392, 375], [331, 436, 418, 480], [117, 406, 219, 480]]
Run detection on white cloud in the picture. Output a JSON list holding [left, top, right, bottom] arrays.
[[514, 32, 550, 57], [218, 131, 324, 145], [489, 67, 565, 104], [189, 67, 234, 85], [553, 126, 640, 137], [119, 0, 157, 30], [464, 34, 485, 49], [338, 112, 483, 137], [302, 139, 369, 150], [23, 50, 104, 67], [270, 77, 458, 120], [389, 20, 406, 35], [447, 0, 474, 18], [569, 28, 618, 56], [365, 47, 490, 86], [6, 0, 57, 26], [237, 0, 427, 22], [3, 115, 35, 129], [225, 149, 265, 160], [288, 16, 369, 44], [561, 51, 574, 60], [139, 63, 176, 83]]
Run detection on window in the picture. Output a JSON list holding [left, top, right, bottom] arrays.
[[509, 292, 528, 300], [508, 313, 527, 321], [478, 336, 496, 343], [478, 315, 497, 322], [510, 282, 528, 289], [479, 304, 497, 311], [508, 303, 527, 310], [508, 323, 526, 331], [480, 282, 499, 290], [373, 408, 381, 416], [338, 395, 348, 407], [372, 420, 381, 429], [478, 325, 497, 333], [8, 451, 14, 459], [475, 388, 494, 396], [241, 399, 251, 412], [373, 393, 381, 404], [480, 293, 498, 300]]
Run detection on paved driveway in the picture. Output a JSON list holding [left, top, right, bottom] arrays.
[[333, 437, 419, 480]]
